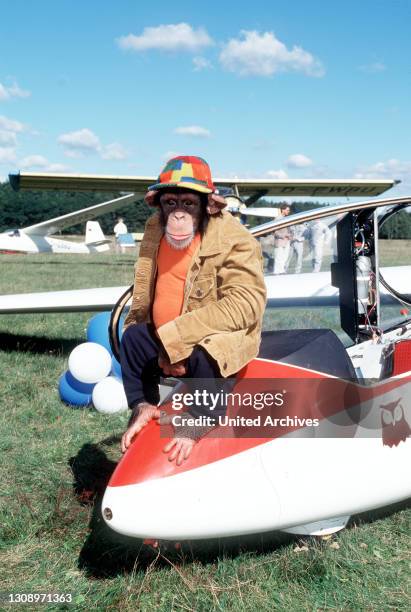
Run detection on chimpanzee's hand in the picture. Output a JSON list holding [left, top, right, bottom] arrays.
[[121, 403, 161, 453], [163, 437, 195, 465], [158, 352, 187, 377]]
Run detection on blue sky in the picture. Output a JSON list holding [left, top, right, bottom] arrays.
[[1, 0, 410, 197]]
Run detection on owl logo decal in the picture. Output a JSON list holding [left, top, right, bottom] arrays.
[[380, 398, 411, 447]]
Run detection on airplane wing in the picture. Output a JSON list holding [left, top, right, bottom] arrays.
[[0, 268, 407, 314], [0, 286, 129, 313], [0, 276, 336, 313], [22, 193, 140, 236], [9, 172, 398, 198]]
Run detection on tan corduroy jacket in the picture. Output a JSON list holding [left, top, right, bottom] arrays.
[[124, 210, 267, 377]]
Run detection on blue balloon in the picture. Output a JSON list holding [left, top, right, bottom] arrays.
[[111, 355, 123, 379], [59, 371, 95, 407], [86, 312, 112, 353]]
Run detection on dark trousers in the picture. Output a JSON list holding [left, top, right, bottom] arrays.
[[120, 323, 232, 418]]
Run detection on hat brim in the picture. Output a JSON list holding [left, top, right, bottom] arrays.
[[148, 180, 213, 194]]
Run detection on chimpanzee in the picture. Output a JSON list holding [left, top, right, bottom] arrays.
[[120, 156, 267, 465]]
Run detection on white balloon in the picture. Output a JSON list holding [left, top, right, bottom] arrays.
[[92, 376, 128, 414], [68, 342, 112, 384]]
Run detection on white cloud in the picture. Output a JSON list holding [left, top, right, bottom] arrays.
[[174, 125, 211, 138], [20, 154, 49, 169], [355, 158, 411, 179], [266, 169, 288, 179], [100, 142, 128, 160], [354, 158, 411, 195], [0, 115, 25, 133], [0, 148, 17, 163], [0, 80, 31, 101], [19, 154, 69, 172], [58, 128, 100, 155], [63, 149, 83, 159], [192, 56, 212, 71], [117, 23, 213, 53], [220, 30, 325, 77], [0, 116, 26, 162], [287, 154, 313, 168], [46, 163, 70, 172], [58, 128, 128, 161], [6, 82, 31, 98], [359, 62, 386, 73], [0, 130, 17, 146], [0, 84, 9, 100]]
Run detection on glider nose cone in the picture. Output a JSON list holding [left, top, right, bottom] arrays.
[[101, 445, 283, 540], [101, 483, 157, 538], [101, 479, 202, 540]]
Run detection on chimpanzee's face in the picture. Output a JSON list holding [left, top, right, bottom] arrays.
[[159, 190, 204, 249]]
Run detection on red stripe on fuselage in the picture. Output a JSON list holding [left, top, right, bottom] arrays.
[[109, 359, 410, 487]]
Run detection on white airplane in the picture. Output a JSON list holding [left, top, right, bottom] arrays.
[[0, 192, 139, 254], [2, 170, 411, 541]]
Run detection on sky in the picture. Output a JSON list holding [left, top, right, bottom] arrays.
[[0, 0, 410, 198]]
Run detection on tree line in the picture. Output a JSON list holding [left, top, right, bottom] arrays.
[[1, 180, 410, 238], [0, 181, 152, 234]]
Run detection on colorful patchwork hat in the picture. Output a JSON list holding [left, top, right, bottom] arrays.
[[149, 155, 215, 193], [146, 155, 226, 214]]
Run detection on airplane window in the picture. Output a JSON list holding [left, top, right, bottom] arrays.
[[257, 214, 338, 276], [257, 213, 352, 346], [378, 204, 411, 327]]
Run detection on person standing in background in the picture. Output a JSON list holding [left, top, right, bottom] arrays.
[[273, 203, 291, 274], [308, 219, 331, 272], [114, 217, 128, 254], [286, 221, 308, 274]]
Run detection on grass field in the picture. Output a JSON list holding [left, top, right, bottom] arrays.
[[0, 251, 410, 611]]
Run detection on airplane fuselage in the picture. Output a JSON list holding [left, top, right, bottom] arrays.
[[0, 231, 109, 254], [102, 351, 411, 540]]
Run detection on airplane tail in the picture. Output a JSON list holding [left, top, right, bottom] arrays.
[[85, 221, 110, 252]]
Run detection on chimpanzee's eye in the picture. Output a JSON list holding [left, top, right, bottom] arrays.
[[182, 200, 194, 207], [163, 198, 177, 208]]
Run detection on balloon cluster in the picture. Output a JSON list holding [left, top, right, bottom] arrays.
[[59, 312, 128, 414]]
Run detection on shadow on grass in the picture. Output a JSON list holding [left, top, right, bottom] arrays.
[[70, 436, 161, 578], [349, 498, 411, 527], [0, 331, 82, 355]]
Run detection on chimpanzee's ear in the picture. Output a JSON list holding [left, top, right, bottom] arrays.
[[206, 193, 226, 215], [145, 190, 158, 207]]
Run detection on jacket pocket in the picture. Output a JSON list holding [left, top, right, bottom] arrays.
[[190, 275, 216, 299], [187, 275, 216, 310]]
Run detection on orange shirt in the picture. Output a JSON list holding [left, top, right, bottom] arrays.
[[152, 234, 201, 329]]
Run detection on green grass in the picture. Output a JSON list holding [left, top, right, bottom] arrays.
[[0, 251, 410, 611]]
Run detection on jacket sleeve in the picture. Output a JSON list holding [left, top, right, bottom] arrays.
[[157, 236, 267, 364]]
